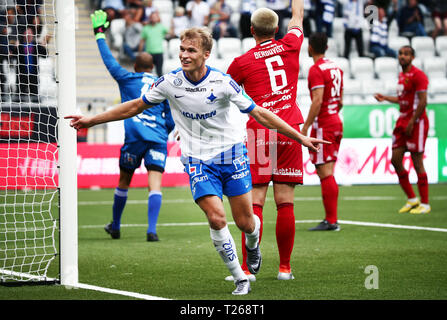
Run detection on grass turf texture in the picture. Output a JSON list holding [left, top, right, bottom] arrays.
[[1, 184, 446, 300]]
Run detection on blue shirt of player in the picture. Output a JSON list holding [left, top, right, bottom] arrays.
[[97, 38, 175, 144]]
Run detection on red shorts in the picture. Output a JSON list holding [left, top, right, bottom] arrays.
[[309, 122, 343, 165], [392, 116, 429, 153], [246, 124, 303, 185]]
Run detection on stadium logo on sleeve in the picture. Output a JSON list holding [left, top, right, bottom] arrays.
[[229, 80, 241, 93]]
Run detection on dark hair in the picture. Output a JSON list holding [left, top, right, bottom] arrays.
[[309, 32, 328, 54], [399, 45, 415, 56]]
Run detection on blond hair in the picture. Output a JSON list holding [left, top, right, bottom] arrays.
[[180, 27, 213, 53], [251, 8, 278, 38]]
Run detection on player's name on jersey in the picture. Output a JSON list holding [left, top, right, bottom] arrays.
[[253, 44, 285, 59]]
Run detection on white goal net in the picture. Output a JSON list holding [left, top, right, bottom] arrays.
[[0, 0, 77, 284]]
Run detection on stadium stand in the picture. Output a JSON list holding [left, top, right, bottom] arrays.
[[374, 56, 399, 80], [350, 57, 374, 80], [411, 36, 436, 59], [217, 37, 242, 59], [423, 57, 446, 80]]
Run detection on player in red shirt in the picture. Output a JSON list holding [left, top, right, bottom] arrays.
[[226, 0, 305, 281], [374, 45, 431, 214], [302, 32, 343, 231]]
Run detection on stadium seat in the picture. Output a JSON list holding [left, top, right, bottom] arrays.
[[343, 78, 362, 96], [217, 37, 242, 59], [435, 35, 447, 58], [388, 19, 399, 37], [374, 57, 399, 80], [153, 1, 173, 15], [299, 57, 314, 79], [160, 13, 172, 29], [411, 36, 436, 59], [299, 37, 308, 60], [326, 38, 338, 57], [230, 12, 240, 30], [168, 38, 181, 59], [109, 18, 125, 51], [412, 57, 423, 70], [162, 58, 181, 74], [332, 17, 345, 37], [210, 39, 219, 59], [384, 79, 398, 95], [241, 37, 256, 53], [207, 58, 230, 73], [423, 57, 446, 79], [350, 57, 374, 80], [330, 57, 350, 79], [388, 36, 410, 54], [361, 79, 384, 96], [428, 78, 447, 102], [297, 79, 309, 96], [226, 0, 241, 12]]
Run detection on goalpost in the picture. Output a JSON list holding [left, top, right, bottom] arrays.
[[0, 0, 77, 286]]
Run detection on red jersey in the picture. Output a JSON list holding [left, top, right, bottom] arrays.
[[396, 65, 429, 123], [307, 57, 343, 128], [227, 27, 304, 127]]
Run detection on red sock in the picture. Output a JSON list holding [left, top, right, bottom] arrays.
[[320, 175, 338, 224], [417, 172, 429, 204], [241, 204, 263, 272], [276, 202, 295, 272], [397, 170, 416, 199]]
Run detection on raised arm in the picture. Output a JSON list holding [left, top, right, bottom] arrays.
[[65, 98, 149, 130], [288, 0, 304, 31], [249, 105, 330, 152]]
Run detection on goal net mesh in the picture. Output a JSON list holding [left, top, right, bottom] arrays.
[[0, 0, 59, 283]]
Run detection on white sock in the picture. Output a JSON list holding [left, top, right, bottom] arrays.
[[408, 197, 418, 203], [245, 214, 260, 250], [210, 225, 247, 281]]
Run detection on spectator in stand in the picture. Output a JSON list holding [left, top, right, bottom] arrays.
[[141, 0, 157, 25], [431, 0, 447, 38], [209, 0, 238, 40], [265, 0, 291, 39], [341, 0, 365, 58], [139, 11, 168, 77], [370, 6, 396, 57], [102, 0, 127, 20], [126, 0, 144, 22], [16, 0, 43, 35], [398, 0, 427, 36], [186, 0, 210, 27], [168, 6, 190, 39], [315, 0, 335, 37], [239, 0, 257, 39], [303, 0, 313, 36], [122, 10, 143, 61], [16, 27, 51, 103]]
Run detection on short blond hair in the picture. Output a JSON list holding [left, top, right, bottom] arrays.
[[251, 8, 278, 38], [180, 27, 213, 53]]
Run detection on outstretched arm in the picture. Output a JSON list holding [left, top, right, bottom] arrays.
[[65, 98, 149, 130], [374, 93, 399, 104], [288, 0, 304, 31], [249, 105, 330, 152]]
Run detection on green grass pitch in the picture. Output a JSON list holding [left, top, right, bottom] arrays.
[[1, 184, 446, 300]]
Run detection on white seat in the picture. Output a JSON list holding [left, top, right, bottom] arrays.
[[159, 13, 172, 29], [330, 57, 350, 78], [153, 1, 173, 14], [350, 57, 374, 80], [230, 12, 240, 30], [241, 37, 256, 53], [207, 58, 230, 73], [343, 79, 362, 96], [384, 79, 398, 95], [388, 36, 410, 54], [217, 37, 241, 59], [168, 38, 181, 59], [226, 0, 241, 12], [361, 79, 384, 96], [109, 18, 125, 50], [435, 35, 447, 58], [299, 37, 308, 60], [412, 57, 423, 70], [299, 57, 314, 79], [162, 58, 181, 74], [374, 57, 399, 80], [423, 57, 446, 79], [428, 78, 447, 95], [411, 36, 436, 59], [326, 38, 338, 57]]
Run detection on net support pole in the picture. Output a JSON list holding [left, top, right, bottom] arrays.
[[56, 0, 78, 286]]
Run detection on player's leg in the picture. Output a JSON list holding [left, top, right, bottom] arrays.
[[105, 169, 133, 239], [409, 152, 430, 214], [392, 146, 419, 213], [144, 143, 168, 241], [238, 184, 267, 277], [272, 182, 296, 279], [197, 195, 251, 295], [146, 169, 163, 241]]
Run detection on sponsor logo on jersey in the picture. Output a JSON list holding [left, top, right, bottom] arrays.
[[181, 110, 217, 120], [173, 78, 183, 86], [188, 163, 202, 177], [233, 155, 247, 172], [149, 150, 166, 162], [185, 87, 206, 92], [206, 92, 217, 104]]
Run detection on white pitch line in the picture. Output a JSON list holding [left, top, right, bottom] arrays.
[[79, 219, 447, 233], [77, 195, 447, 206]]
